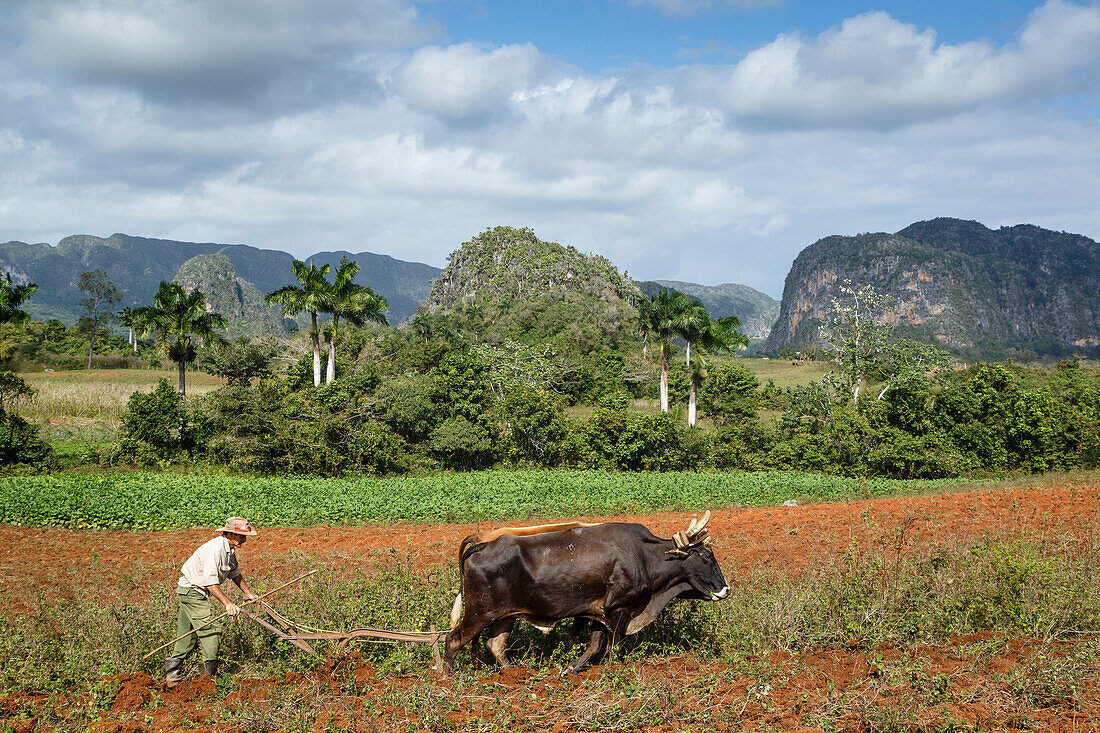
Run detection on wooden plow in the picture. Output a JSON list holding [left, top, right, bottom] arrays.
[[274, 625, 446, 670], [143, 569, 447, 669]]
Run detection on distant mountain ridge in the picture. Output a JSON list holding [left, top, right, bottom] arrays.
[[0, 233, 442, 327], [7, 221, 1091, 360], [763, 218, 1100, 360], [637, 280, 779, 340]]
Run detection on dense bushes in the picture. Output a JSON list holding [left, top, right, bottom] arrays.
[[0, 411, 50, 466], [563, 393, 705, 470], [105, 337, 1100, 479], [0, 371, 50, 467]]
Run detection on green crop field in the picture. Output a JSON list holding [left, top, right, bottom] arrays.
[[0, 470, 973, 530]]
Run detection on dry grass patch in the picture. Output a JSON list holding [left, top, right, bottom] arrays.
[[19, 369, 224, 422]]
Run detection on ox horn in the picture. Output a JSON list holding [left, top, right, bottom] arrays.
[[686, 510, 711, 541]]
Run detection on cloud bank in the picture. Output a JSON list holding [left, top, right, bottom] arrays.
[[1, 0, 1098, 296]]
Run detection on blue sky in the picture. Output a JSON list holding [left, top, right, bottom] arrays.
[[429, 1, 1042, 69], [1, 0, 1098, 298]]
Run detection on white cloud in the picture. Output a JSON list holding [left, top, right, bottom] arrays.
[[1, 0, 1098, 299], [679, 0, 1100, 128], [12, 0, 438, 107], [391, 42, 564, 122]]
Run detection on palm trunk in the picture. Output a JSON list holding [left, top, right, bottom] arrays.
[[130, 326, 137, 351], [685, 341, 691, 369], [326, 316, 339, 384], [688, 379, 697, 427], [177, 362, 187, 447], [659, 346, 669, 413], [310, 313, 321, 387]]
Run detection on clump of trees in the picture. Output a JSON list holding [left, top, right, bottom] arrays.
[[265, 257, 388, 387], [0, 274, 50, 466], [7, 261, 1100, 479], [109, 325, 1100, 479]]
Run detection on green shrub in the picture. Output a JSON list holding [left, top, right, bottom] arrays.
[[0, 411, 50, 466], [709, 420, 773, 471], [120, 379, 184, 450], [430, 417, 495, 470], [615, 411, 701, 471], [699, 363, 760, 423], [373, 374, 441, 441], [500, 389, 568, 465], [105, 379, 199, 466], [865, 427, 964, 479], [195, 338, 280, 386]]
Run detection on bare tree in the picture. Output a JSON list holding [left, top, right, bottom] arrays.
[[78, 270, 121, 370]]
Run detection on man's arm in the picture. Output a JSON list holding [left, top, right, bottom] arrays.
[[232, 575, 258, 601], [207, 584, 240, 616]]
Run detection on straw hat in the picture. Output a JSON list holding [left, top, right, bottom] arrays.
[[214, 517, 258, 536]]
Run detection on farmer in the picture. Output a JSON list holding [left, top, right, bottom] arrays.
[[165, 517, 259, 688]]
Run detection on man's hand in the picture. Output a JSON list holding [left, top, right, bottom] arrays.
[[225, 602, 240, 617]]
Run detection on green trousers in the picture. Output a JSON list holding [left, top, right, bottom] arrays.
[[172, 587, 222, 662]]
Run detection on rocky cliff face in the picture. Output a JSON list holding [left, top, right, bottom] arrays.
[[762, 218, 1100, 360]]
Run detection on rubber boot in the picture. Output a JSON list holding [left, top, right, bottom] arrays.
[[204, 659, 219, 681], [164, 657, 184, 689]]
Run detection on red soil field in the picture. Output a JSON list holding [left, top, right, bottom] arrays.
[[2, 481, 1098, 732]]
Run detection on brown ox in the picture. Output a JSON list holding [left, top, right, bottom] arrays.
[[444, 512, 728, 672]]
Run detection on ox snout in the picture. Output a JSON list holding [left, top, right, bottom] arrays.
[[709, 586, 730, 601]]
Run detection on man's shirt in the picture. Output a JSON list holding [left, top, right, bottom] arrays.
[[178, 535, 241, 596]]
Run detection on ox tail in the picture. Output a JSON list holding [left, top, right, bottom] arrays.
[[450, 592, 464, 629]]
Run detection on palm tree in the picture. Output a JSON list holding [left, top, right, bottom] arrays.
[[117, 307, 138, 352], [0, 273, 37, 326], [410, 313, 433, 343], [677, 302, 711, 369], [324, 258, 388, 383], [636, 289, 695, 413], [265, 260, 332, 387], [686, 315, 749, 427], [131, 282, 228, 395]]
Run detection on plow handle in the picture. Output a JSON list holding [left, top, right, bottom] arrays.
[[141, 569, 318, 661]]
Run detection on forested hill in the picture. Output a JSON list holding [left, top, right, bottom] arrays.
[[173, 254, 293, 339], [420, 226, 642, 353], [637, 280, 779, 340], [0, 233, 441, 326], [763, 218, 1100, 360]]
